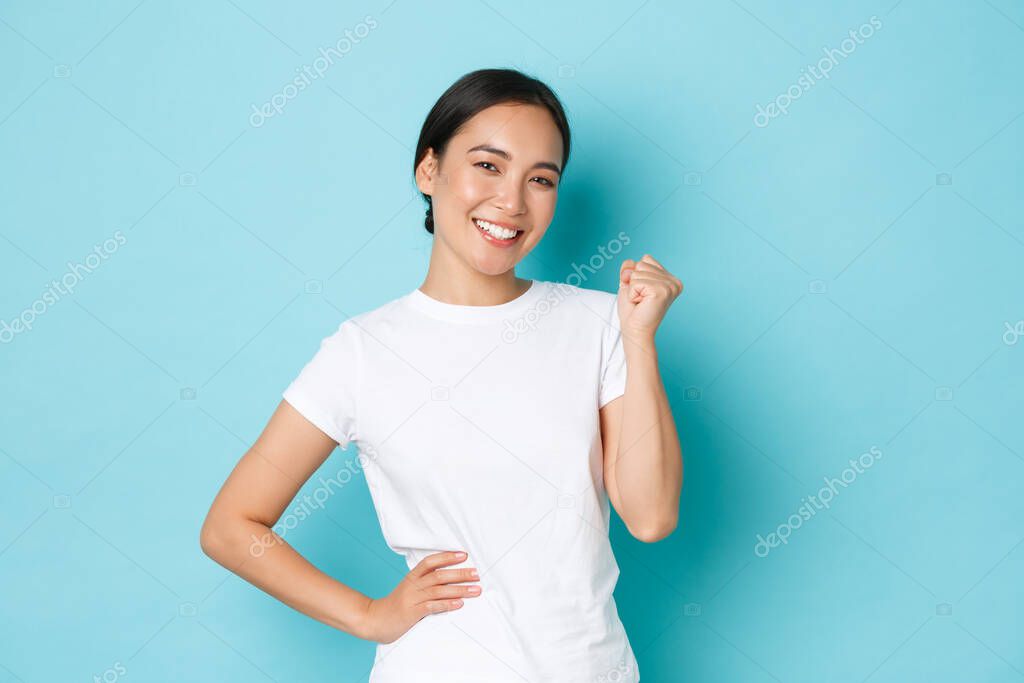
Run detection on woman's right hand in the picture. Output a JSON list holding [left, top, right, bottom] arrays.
[[358, 551, 482, 644]]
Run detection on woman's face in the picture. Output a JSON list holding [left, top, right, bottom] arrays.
[[415, 102, 563, 276]]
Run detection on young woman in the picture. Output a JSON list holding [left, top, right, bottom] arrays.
[[200, 68, 683, 682]]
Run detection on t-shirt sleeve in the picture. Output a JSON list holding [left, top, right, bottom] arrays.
[[598, 294, 628, 409], [282, 319, 362, 449]]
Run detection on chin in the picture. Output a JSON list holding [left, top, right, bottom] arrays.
[[471, 256, 519, 276]]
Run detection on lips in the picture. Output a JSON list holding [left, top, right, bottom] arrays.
[[472, 217, 520, 231], [473, 217, 523, 245]]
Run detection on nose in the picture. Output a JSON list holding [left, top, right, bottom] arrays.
[[494, 177, 526, 216]]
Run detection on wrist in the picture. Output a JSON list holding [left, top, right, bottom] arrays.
[[345, 594, 375, 640], [621, 325, 657, 348]]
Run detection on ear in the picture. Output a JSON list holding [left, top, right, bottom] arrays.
[[414, 148, 441, 196]]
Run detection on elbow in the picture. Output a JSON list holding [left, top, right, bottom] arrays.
[[630, 515, 678, 543], [201, 512, 273, 563], [199, 516, 227, 559]]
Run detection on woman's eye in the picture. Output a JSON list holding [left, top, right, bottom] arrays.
[[474, 162, 554, 187]]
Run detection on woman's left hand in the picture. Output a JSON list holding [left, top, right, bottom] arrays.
[[617, 254, 683, 340]]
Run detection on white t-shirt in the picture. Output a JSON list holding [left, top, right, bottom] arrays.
[[282, 279, 639, 682]]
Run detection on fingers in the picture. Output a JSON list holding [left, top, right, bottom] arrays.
[[640, 253, 664, 268], [417, 581, 482, 602], [423, 598, 465, 615], [414, 568, 482, 615], [430, 567, 480, 585], [628, 254, 679, 283], [415, 566, 481, 597], [627, 274, 683, 297], [630, 254, 683, 293], [619, 259, 636, 283], [412, 550, 467, 578], [634, 254, 667, 274], [409, 553, 482, 616]]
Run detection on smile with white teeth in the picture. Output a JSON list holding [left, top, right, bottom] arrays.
[[473, 218, 522, 241]]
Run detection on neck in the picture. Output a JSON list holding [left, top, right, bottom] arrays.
[[419, 239, 530, 306]]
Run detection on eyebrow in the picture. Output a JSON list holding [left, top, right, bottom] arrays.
[[466, 144, 562, 176]]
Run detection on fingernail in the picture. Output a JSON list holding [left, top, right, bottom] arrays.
[[455, 551, 467, 559]]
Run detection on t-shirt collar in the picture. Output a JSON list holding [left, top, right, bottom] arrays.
[[404, 279, 546, 324]]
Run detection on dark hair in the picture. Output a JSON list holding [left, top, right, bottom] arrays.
[[413, 68, 572, 234]]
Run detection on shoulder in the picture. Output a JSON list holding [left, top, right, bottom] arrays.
[[543, 281, 619, 326], [326, 295, 406, 338]]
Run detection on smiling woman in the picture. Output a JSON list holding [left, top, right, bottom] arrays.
[[200, 67, 683, 683], [412, 70, 570, 280]]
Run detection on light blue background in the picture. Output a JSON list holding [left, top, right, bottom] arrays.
[[2, 1, 1023, 681]]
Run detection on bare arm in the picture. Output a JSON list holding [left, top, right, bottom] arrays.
[[599, 254, 684, 543], [599, 335, 683, 542], [198, 399, 373, 637]]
